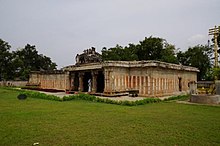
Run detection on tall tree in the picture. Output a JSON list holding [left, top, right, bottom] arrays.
[[136, 37, 164, 61], [0, 39, 13, 80], [160, 43, 178, 64], [0, 38, 58, 81], [102, 45, 123, 61], [101, 36, 178, 63], [37, 54, 57, 70], [13, 44, 57, 80], [177, 45, 212, 80]]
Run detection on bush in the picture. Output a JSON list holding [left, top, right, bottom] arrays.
[[6, 86, 189, 106], [164, 95, 189, 101], [62, 94, 163, 106], [20, 90, 62, 101], [78, 94, 162, 106]]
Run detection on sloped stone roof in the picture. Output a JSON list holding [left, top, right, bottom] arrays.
[[63, 60, 199, 72], [75, 47, 102, 65]]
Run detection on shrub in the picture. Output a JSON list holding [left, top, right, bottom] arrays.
[[164, 95, 189, 101], [5, 87, 189, 106], [20, 90, 62, 101], [121, 100, 134, 106]]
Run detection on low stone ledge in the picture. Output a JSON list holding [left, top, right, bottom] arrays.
[[190, 94, 220, 104]]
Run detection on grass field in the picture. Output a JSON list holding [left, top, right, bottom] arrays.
[[0, 88, 220, 146]]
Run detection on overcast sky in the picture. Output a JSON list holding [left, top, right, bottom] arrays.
[[0, 0, 219, 68]]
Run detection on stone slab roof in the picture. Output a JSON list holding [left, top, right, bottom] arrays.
[[63, 63, 102, 71], [103, 60, 199, 72], [63, 60, 199, 72], [30, 70, 65, 74]]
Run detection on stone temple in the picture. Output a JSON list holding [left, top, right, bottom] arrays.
[[29, 48, 199, 97]]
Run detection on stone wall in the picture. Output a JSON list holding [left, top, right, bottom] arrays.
[[29, 71, 70, 91], [29, 72, 40, 85], [0, 81, 28, 87], [29, 60, 198, 96], [104, 65, 197, 97], [190, 95, 220, 104]]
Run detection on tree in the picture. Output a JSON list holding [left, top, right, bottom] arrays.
[[123, 43, 139, 61], [177, 45, 212, 80], [0, 39, 13, 80], [136, 37, 164, 61], [102, 44, 138, 61], [38, 54, 57, 70], [102, 45, 123, 61], [101, 36, 178, 64], [160, 43, 178, 64], [13, 44, 57, 80], [0, 38, 58, 81]]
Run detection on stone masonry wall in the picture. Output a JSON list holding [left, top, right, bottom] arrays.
[[29, 73, 40, 85], [104, 67, 129, 93], [0, 81, 28, 87], [29, 72, 70, 91], [29, 61, 198, 96], [106, 66, 197, 97]]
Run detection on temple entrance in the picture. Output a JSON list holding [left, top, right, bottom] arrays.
[[73, 73, 79, 91], [179, 77, 182, 91], [96, 71, 104, 93], [83, 72, 92, 92]]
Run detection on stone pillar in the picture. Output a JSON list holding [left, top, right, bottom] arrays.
[[104, 68, 112, 94], [65, 72, 70, 90], [216, 80, 220, 95], [91, 71, 98, 93], [137, 76, 139, 89], [153, 78, 156, 96], [121, 75, 124, 91], [126, 75, 129, 89], [70, 73, 75, 91], [104, 70, 109, 93], [131, 76, 133, 89], [189, 81, 197, 95], [144, 76, 147, 95], [78, 72, 84, 92], [133, 76, 136, 89]]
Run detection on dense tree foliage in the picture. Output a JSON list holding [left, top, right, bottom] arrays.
[[177, 45, 212, 80], [102, 44, 138, 61], [102, 36, 178, 64], [13, 44, 57, 80], [102, 36, 215, 80], [0, 39, 57, 81], [0, 39, 13, 80], [1, 36, 218, 81]]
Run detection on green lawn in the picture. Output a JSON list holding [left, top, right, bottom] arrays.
[[0, 88, 220, 146]]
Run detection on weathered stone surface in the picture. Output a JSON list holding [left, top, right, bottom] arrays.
[[103, 62, 197, 97], [215, 80, 220, 95], [190, 94, 220, 104], [189, 81, 197, 95], [29, 59, 199, 97], [63, 63, 102, 71], [103, 60, 199, 72], [75, 47, 102, 65], [29, 71, 69, 91], [29, 47, 200, 97], [0, 81, 28, 87]]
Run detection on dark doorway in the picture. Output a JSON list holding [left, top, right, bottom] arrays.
[[96, 71, 105, 93], [83, 72, 92, 92], [179, 77, 182, 91], [73, 73, 79, 91]]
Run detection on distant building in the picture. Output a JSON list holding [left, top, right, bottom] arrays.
[[29, 48, 199, 97]]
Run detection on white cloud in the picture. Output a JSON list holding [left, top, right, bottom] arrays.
[[187, 34, 209, 47], [0, 0, 220, 68]]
